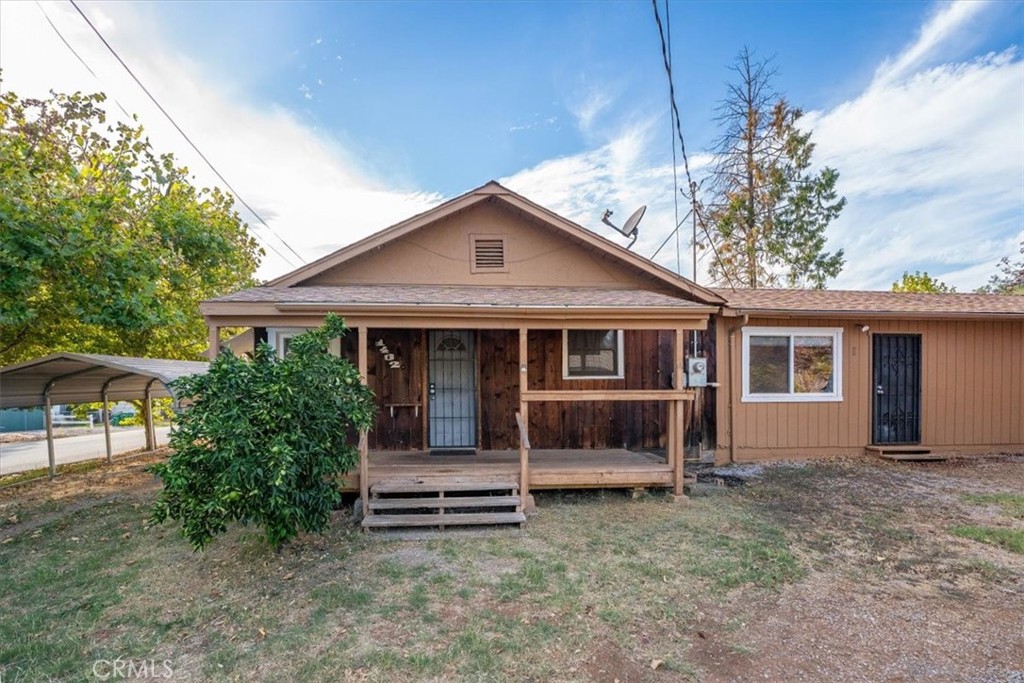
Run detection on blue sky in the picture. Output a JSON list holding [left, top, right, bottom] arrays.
[[1, 1, 1022, 288]]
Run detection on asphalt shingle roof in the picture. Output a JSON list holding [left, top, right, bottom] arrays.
[[210, 285, 712, 309], [714, 288, 1024, 316]]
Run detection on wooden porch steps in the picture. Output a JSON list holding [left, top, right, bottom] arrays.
[[363, 512, 527, 528], [363, 478, 525, 531], [865, 445, 943, 461]]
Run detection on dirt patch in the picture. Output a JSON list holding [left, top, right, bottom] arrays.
[[1, 453, 1022, 682], [575, 638, 666, 683]]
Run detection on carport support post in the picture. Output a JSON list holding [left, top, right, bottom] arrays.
[[44, 392, 56, 479], [102, 387, 113, 464], [144, 382, 156, 452]]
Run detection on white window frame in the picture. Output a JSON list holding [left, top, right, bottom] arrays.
[[267, 327, 308, 358], [741, 326, 843, 403], [562, 329, 625, 380]]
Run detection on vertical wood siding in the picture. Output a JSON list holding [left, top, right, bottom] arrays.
[[480, 330, 675, 450], [353, 328, 424, 450], [718, 317, 1023, 459], [355, 327, 718, 452]]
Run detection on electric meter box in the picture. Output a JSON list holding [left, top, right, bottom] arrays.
[[686, 357, 708, 387]]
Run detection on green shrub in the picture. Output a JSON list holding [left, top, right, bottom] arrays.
[[150, 314, 375, 550]]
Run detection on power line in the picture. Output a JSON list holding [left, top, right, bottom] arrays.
[[35, 1, 132, 120], [651, 0, 695, 195], [650, 0, 735, 290], [66, 0, 306, 268]]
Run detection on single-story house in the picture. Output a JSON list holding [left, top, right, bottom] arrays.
[[203, 182, 1023, 527]]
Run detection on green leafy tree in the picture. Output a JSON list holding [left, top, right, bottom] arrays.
[[150, 315, 376, 550], [705, 48, 846, 289], [976, 239, 1024, 295], [0, 86, 262, 365], [891, 271, 956, 293]]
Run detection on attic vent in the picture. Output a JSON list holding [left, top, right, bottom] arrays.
[[470, 235, 508, 273]]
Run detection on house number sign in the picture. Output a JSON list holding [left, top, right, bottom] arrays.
[[374, 339, 402, 369]]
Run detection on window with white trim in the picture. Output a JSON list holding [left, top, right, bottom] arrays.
[[563, 330, 625, 379], [741, 327, 842, 402], [267, 328, 309, 357]]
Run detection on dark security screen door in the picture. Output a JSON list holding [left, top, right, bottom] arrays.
[[872, 334, 922, 444], [428, 330, 477, 450]]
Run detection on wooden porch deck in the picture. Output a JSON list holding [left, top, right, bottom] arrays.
[[341, 448, 672, 492]]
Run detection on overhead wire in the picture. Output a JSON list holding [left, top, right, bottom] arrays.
[[650, 0, 735, 290], [66, 0, 305, 269]]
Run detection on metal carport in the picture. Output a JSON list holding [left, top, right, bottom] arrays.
[[0, 353, 207, 478]]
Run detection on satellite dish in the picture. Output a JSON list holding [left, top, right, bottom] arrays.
[[600, 205, 646, 250]]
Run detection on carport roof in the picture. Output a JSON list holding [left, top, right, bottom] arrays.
[[0, 353, 208, 408]]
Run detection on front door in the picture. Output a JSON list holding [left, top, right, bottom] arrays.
[[428, 330, 477, 451], [872, 333, 922, 444]]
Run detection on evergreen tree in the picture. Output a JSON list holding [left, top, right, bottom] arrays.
[[705, 48, 846, 289]]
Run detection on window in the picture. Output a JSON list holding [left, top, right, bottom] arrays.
[[267, 328, 309, 357], [563, 330, 624, 379], [470, 234, 508, 272], [741, 327, 842, 402]]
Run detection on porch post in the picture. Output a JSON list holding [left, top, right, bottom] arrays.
[[207, 323, 220, 361], [518, 327, 534, 512], [673, 328, 686, 498], [357, 325, 370, 512]]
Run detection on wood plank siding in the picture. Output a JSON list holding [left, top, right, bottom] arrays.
[[346, 327, 717, 453], [716, 317, 1024, 462]]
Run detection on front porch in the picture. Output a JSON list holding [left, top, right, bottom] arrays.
[[342, 447, 673, 493]]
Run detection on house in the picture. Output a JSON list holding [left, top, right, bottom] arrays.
[[713, 288, 1024, 462], [202, 182, 1024, 527]]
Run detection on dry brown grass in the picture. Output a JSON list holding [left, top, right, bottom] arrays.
[[1, 454, 1022, 682]]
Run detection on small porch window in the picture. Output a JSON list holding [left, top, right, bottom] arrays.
[[563, 330, 624, 379], [267, 328, 305, 357], [266, 327, 339, 357], [741, 326, 843, 402]]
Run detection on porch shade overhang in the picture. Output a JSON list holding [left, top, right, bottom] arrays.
[[715, 288, 1024, 321], [200, 285, 719, 329], [0, 353, 209, 409]]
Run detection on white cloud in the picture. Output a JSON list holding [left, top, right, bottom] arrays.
[[507, 1, 1023, 291], [0, 1, 440, 280], [873, 0, 988, 86], [1, 0, 1019, 293], [805, 43, 1023, 290], [568, 88, 615, 134], [503, 120, 716, 280]]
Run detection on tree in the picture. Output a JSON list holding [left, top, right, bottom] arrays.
[[891, 271, 955, 293], [0, 87, 262, 365], [976, 239, 1024, 295], [704, 48, 846, 289], [150, 315, 376, 550]]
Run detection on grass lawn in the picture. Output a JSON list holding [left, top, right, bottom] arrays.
[[1, 454, 1022, 682]]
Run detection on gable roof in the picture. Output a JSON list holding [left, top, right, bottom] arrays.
[[211, 284, 714, 310], [716, 288, 1024, 319], [268, 181, 725, 306]]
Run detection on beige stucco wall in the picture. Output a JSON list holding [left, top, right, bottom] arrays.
[[303, 199, 662, 291]]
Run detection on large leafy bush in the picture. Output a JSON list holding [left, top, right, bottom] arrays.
[[151, 315, 375, 549]]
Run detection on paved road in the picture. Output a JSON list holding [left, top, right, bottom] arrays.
[[0, 427, 172, 475]]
